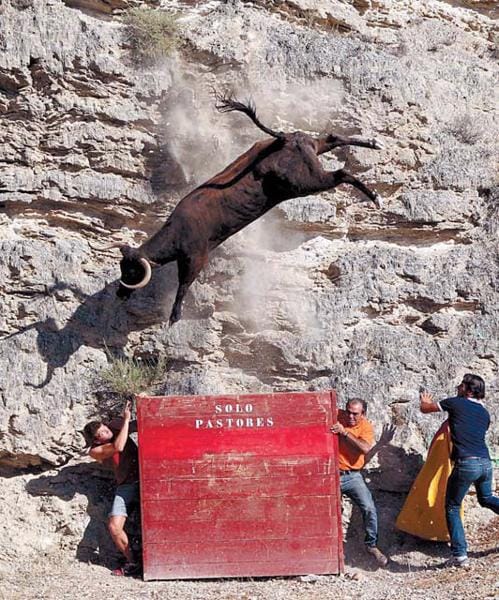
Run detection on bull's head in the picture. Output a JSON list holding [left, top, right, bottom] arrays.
[[116, 245, 152, 299]]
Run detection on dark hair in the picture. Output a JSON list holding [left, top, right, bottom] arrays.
[[461, 373, 485, 399], [82, 420, 103, 446], [346, 398, 367, 415]]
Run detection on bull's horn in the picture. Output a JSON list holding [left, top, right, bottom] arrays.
[[119, 258, 152, 289]]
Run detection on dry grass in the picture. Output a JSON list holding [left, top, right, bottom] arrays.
[[99, 352, 164, 397], [446, 113, 486, 145], [123, 7, 181, 65]]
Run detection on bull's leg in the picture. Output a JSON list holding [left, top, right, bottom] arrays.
[[169, 253, 208, 325], [336, 169, 383, 208], [316, 134, 384, 155], [309, 168, 383, 208]]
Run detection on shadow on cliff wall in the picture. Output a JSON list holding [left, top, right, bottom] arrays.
[[25, 462, 141, 569], [1, 262, 199, 388]]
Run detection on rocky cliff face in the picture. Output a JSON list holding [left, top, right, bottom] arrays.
[[0, 0, 497, 566]]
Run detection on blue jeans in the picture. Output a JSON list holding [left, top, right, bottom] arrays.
[[340, 470, 378, 547], [446, 457, 499, 557]]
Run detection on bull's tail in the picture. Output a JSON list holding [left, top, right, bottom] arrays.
[[214, 91, 285, 139]]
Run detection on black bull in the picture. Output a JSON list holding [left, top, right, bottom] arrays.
[[116, 96, 384, 324]]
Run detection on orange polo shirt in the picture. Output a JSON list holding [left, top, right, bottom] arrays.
[[337, 409, 375, 471]]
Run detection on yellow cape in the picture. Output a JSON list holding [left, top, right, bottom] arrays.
[[396, 421, 462, 542]]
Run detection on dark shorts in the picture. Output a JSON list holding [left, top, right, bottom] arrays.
[[109, 481, 140, 518]]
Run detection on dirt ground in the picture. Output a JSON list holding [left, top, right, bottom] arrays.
[[2, 516, 498, 600]]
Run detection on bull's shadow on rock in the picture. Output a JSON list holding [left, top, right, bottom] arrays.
[[3, 263, 190, 388], [25, 462, 141, 569]]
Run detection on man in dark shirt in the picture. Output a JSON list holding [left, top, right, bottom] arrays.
[[420, 373, 499, 568], [83, 401, 140, 576]]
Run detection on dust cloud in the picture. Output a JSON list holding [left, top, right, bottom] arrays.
[[161, 59, 344, 187]]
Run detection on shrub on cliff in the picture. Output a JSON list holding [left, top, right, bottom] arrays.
[[99, 352, 164, 397], [123, 7, 181, 64]]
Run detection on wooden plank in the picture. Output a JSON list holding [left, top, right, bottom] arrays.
[[138, 392, 332, 422], [143, 558, 340, 581], [143, 514, 338, 543], [145, 537, 337, 566], [138, 425, 333, 460], [142, 473, 336, 500], [141, 494, 336, 525], [140, 455, 333, 479], [142, 537, 342, 579], [330, 390, 344, 573]]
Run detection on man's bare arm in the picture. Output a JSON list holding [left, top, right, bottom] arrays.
[[113, 401, 132, 452], [419, 391, 441, 414], [89, 442, 117, 462], [331, 422, 373, 454]]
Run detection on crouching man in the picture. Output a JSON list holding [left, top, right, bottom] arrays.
[[83, 400, 141, 576], [331, 398, 388, 567]]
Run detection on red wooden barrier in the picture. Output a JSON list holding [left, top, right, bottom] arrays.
[[137, 391, 343, 580]]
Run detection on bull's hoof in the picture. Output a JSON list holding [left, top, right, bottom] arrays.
[[168, 311, 181, 326], [373, 192, 384, 209], [372, 138, 384, 150]]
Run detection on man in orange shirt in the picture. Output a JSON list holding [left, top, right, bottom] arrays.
[[331, 398, 388, 567]]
